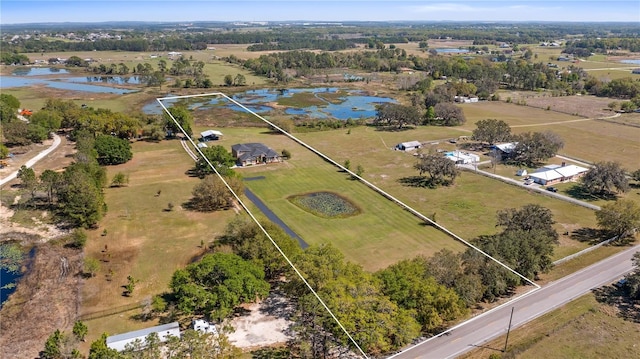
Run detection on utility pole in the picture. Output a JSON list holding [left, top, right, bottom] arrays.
[[503, 307, 515, 352]]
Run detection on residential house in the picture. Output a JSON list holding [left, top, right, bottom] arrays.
[[395, 141, 422, 151], [529, 164, 588, 185], [632, 68, 640, 75], [231, 143, 282, 166], [491, 142, 518, 160], [106, 322, 180, 352]]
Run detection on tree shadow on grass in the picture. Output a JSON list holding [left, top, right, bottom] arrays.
[[570, 227, 607, 245], [398, 176, 434, 188], [566, 185, 618, 202], [592, 286, 640, 324]]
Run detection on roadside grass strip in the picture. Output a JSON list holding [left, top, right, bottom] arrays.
[[157, 92, 542, 358]]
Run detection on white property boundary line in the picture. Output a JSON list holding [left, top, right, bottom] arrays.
[[157, 92, 541, 357]]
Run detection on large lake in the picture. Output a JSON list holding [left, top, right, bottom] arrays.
[[0, 67, 138, 94], [147, 88, 396, 120]]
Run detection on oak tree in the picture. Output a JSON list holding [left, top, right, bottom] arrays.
[[582, 161, 629, 197], [596, 199, 640, 240], [472, 119, 512, 145]]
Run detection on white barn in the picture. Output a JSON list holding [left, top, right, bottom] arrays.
[[395, 141, 422, 151], [106, 322, 181, 352]]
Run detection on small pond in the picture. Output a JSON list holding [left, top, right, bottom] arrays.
[[146, 87, 396, 120], [288, 191, 360, 218], [0, 245, 32, 309], [620, 59, 640, 65]]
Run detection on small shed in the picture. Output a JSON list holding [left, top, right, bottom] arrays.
[[200, 130, 223, 141], [516, 169, 528, 176], [395, 141, 422, 151], [197, 142, 208, 148], [106, 322, 180, 352]]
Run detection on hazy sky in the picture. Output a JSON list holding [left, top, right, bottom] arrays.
[[1, 1, 639, 24]]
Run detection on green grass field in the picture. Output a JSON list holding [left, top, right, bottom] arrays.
[[460, 293, 640, 359], [198, 126, 464, 271], [81, 139, 239, 316], [461, 102, 640, 169], [288, 126, 598, 259]]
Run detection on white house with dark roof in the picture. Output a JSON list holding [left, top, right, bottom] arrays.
[[231, 143, 282, 166], [106, 322, 180, 352]]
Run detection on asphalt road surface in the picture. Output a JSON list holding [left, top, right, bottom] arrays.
[[389, 244, 640, 359]]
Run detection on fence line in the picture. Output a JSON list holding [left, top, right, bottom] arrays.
[[78, 301, 145, 321]]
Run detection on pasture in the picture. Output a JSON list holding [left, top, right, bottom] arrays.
[[80, 139, 238, 316], [196, 126, 464, 271], [460, 293, 640, 359], [461, 101, 640, 169]]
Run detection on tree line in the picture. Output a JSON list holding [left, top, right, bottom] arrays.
[[145, 198, 563, 357]]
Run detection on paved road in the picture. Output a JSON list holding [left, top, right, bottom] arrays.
[[0, 133, 61, 187], [389, 244, 640, 359]]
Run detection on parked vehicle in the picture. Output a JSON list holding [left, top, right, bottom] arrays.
[[546, 186, 558, 192]]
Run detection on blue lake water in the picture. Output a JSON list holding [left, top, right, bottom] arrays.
[[146, 88, 396, 120], [0, 247, 33, 309], [11, 67, 70, 76], [620, 59, 640, 65], [435, 48, 469, 53], [0, 76, 138, 94], [64, 76, 144, 85]]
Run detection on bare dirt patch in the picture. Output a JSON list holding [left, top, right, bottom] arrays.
[[228, 291, 293, 349]]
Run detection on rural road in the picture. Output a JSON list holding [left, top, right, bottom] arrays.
[[389, 243, 640, 359], [0, 133, 62, 187]]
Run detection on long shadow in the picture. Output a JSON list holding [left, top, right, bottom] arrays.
[[592, 286, 640, 324], [398, 175, 433, 188], [566, 185, 617, 202], [469, 343, 505, 353], [570, 227, 606, 244]]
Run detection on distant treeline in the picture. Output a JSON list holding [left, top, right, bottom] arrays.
[[4, 23, 640, 53]]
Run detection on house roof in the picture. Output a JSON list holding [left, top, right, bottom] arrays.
[[493, 142, 518, 153], [106, 322, 180, 344], [232, 143, 280, 162], [200, 129, 223, 138], [529, 170, 563, 181], [398, 141, 422, 148], [530, 165, 588, 181], [554, 165, 588, 177]]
